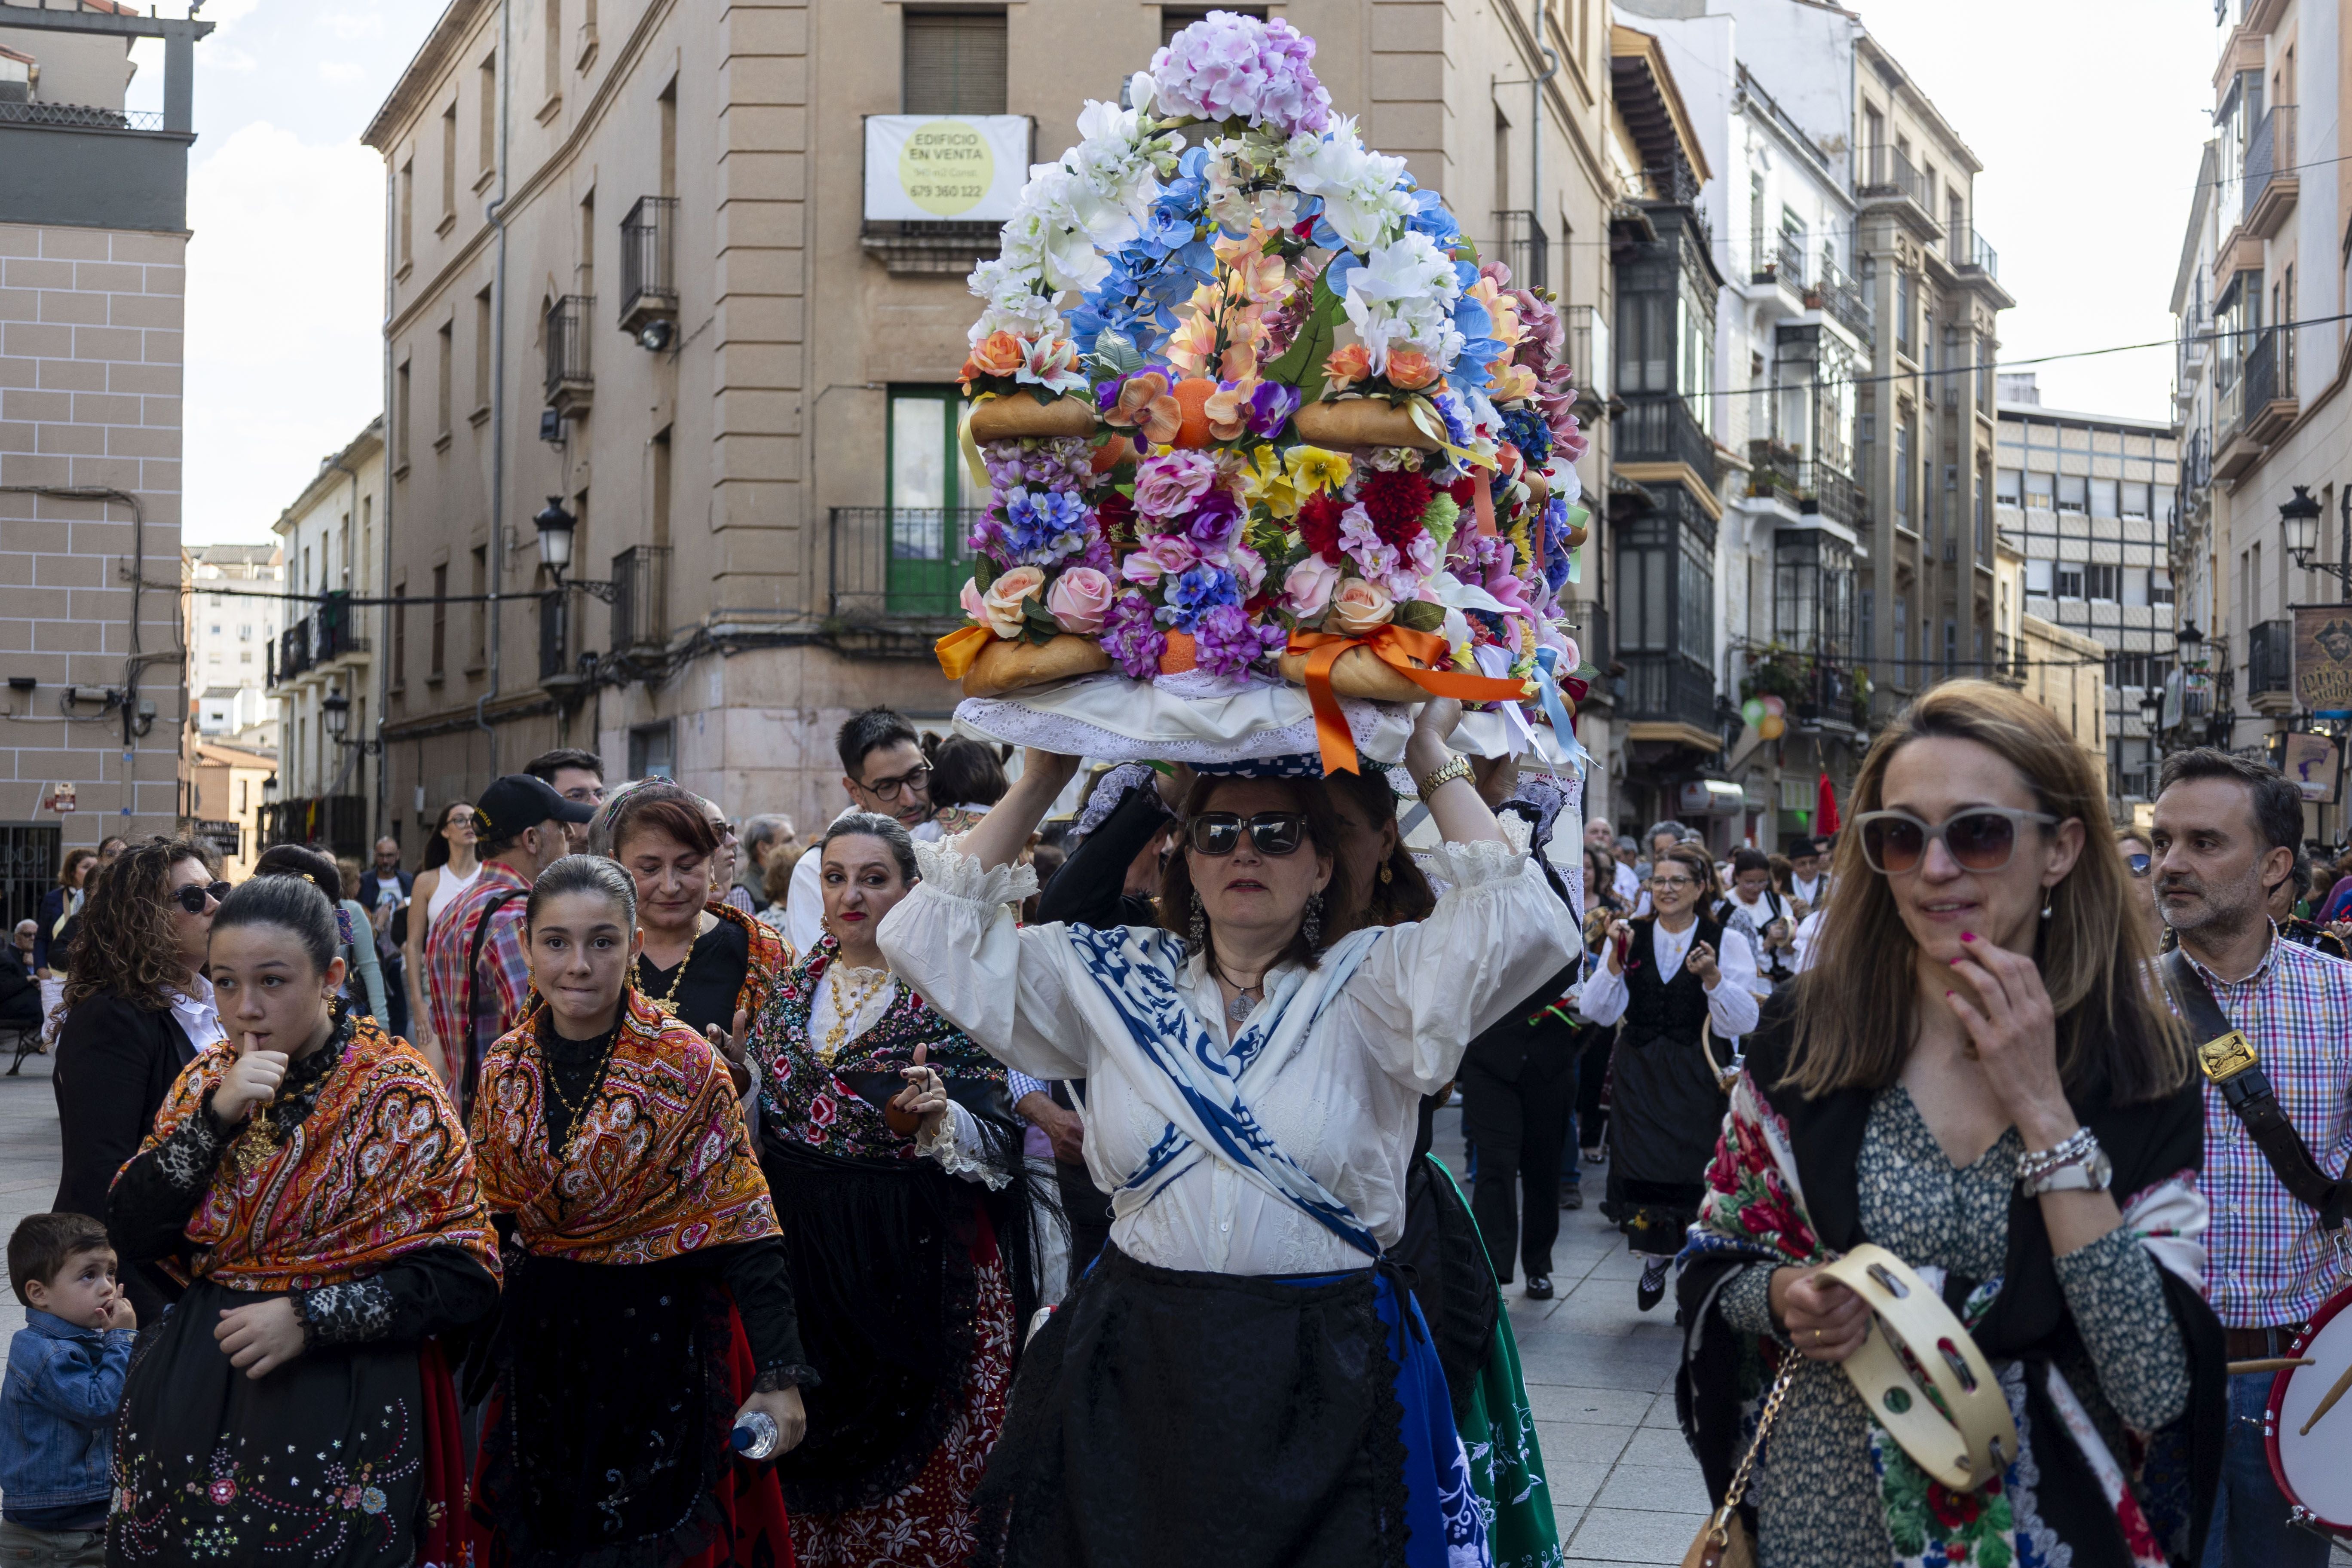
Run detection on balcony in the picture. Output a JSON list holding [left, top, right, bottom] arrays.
[[610, 545, 671, 654], [828, 507, 986, 637], [1855, 144, 1941, 239], [1750, 226, 1807, 291], [1634, 161, 1712, 248], [617, 196, 678, 335], [1564, 303, 1607, 404], [1745, 647, 1866, 733], [859, 219, 1000, 278], [2249, 617, 2295, 715], [1992, 632, 2025, 687], [545, 294, 594, 417], [2242, 325, 2297, 444], [1619, 652, 1720, 741], [2245, 104, 2298, 239], [274, 620, 310, 685], [1617, 395, 1714, 480], [1746, 444, 1860, 529], [0, 101, 160, 132], [268, 593, 368, 688], [1813, 253, 1871, 342], [1491, 209, 1549, 290]]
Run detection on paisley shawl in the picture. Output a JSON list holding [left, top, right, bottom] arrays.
[[747, 935, 1008, 1162], [132, 1014, 499, 1291], [709, 897, 791, 1023], [470, 987, 778, 1264]]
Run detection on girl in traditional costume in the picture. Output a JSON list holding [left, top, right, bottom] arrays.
[[467, 854, 809, 1568], [744, 811, 1038, 1568], [106, 874, 499, 1567], [882, 701, 1577, 1568]]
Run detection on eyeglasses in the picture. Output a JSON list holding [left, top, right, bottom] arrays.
[[1854, 808, 2059, 876], [858, 763, 931, 803], [1185, 812, 1308, 858], [169, 881, 232, 915], [2125, 851, 2152, 878], [1650, 875, 1697, 891]]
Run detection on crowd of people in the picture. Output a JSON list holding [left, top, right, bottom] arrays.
[[0, 677, 2339, 1566]]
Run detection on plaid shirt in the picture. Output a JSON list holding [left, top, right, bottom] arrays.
[[2172, 930, 2352, 1328], [423, 860, 533, 1096]]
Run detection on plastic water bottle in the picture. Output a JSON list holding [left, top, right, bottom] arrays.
[[731, 1411, 779, 1461]]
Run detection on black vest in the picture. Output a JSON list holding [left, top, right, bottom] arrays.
[[1622, 914, 1722, 1040]]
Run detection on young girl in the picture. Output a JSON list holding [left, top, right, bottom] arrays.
[[468, 854, 808, 1568], [106, 875, 499, 1566]]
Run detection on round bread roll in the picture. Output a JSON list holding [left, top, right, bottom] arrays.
[[968, 395, 1099, 443], [1290, 399, 1441, 452], [1276, 643, 1430, 702], [962, 633, 1112, 698]]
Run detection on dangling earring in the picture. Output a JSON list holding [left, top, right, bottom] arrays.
[[1188, 892, 1207, 950], [1379, 863, 1394, 886], [1303, 890, 1324, 947], [2040, 894, 2055, 921]]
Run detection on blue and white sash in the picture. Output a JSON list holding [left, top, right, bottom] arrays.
[[1067, 923, 1385, 1258]]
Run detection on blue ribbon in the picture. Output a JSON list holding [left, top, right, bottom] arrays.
[[1531, 645, 1587, 777]]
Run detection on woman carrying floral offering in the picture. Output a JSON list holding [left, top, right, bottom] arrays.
[[744, 812, 1038, 1568], [106, 875, 499, 1568], [467, 855, 808, 1568], [880, 698, 1576, 1568], [1677, 681, 2226, 1566], [591, 780, 787, 1081]]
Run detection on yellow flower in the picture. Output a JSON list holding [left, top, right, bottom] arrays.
[[1468, 276, 1524, 351], [1286, 445, 1353, 495], [1486, 360, 1539, 405], [1240, 444, 1303, 517], [1166, 307, 1218, 378]]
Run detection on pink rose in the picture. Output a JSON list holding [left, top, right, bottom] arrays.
[[1121, 534, 1200, 587], [1131, 451, 1219, 520], [1328, 576, 1396, 636], [960, 576, 990, 626], [1227, 545, 1268, 596], [1046, 567, 1115, 634], [980, 565, 1046, 637], [1283, 555, 1341, 620]]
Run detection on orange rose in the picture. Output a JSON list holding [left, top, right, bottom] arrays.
[[969, 330, 1024, 379], [1324, 343, 1372, 390], [1385, 348, 1439, 390]]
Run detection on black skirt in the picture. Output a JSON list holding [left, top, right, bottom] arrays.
[[971, 1246, 1411, 1568], [109, 1280, 441, 1567], [1604, 1024, 1727, 1251]]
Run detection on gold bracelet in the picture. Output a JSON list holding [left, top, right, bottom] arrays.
[[1413, 754, 1473, 799]]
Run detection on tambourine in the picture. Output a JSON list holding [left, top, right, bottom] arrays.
[[1817, 1244, 2020, 1492]]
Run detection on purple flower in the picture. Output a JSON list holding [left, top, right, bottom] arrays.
[[1193, 602, 1285, 679], [1101, 591, 1167, 678], [1151, 13, 1332, 135], [998, 486, 1097, 567], [1132, 450, 1220, 520], [1162, 563, 1242, 628], [983, 436, 1093, 501], [1240, 380, 1302, 440], [1185, 488, 1245, 554]]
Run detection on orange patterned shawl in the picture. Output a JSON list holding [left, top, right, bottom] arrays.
[[469, 988, 778, 1265], [135, 1015, 499, 1292], [710, 899, 790, 1023]]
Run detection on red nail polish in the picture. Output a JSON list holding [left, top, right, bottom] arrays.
[[1959, 931, 1975, 943], [1944, 990, 1954, 1000]]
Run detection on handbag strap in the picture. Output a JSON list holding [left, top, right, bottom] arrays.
[[1721, 1356, 1799, 1512]]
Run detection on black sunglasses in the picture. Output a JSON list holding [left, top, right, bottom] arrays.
[[1186, 812, 1308, 858], [169, 881, 232, 915], [2125, 851, 2152, 878], [1854, 808, 2058, 876]]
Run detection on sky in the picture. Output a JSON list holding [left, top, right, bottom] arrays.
[[156, 0, 2217, 545]]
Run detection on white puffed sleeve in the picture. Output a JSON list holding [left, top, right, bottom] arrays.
[[879, 839, 1091, 1082], [1336, 836, 1579, 1093], [1705, 925, 1763, 1037]]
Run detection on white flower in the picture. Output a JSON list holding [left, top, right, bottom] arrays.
[[1285, 119, 1412, 251], [1341, 230, 1463, 372]]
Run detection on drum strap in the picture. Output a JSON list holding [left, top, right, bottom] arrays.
[[2162, 948, 2348, 1235]]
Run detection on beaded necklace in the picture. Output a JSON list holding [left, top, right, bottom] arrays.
[[818, 965, 893, 1064], [542, 1013, 623, 1159], [639, 926, 700, 1017]]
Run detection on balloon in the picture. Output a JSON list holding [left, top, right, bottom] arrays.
[[1741, 698, 1767, 728], [1758, 714, 1787, 740], [1761, 694, 1786, 718]]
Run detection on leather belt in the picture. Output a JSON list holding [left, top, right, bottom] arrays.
[[2224, 1324, 2307, 1363]]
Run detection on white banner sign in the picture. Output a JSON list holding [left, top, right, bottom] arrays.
[[863, 115, 1029, 223]]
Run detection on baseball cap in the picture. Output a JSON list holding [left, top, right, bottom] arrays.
[[474, 773, 597, 841]]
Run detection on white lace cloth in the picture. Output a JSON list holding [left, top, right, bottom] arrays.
[[951, 671, 1415, 768], [812, 960, 1004, 1189], [878, 836, 1577, 1275]]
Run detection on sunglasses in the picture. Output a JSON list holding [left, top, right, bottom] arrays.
[[1854, 808, 2058, 876], [2125, 851, 2151, 878], [1186, 812, 1308, 858], [169, 881, 232, 915], [1650, 875, 1697, 891]]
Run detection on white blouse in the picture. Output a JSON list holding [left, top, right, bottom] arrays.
[[878, 833, 1577, 1277], [801, 960, 1002, 1187], [1576, 917, 1762, 1038]]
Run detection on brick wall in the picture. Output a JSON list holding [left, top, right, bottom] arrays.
[[0, 221, 187, 840]]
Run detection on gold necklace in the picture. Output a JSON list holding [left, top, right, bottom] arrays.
[[542, 1020, 622, 1158], [818, 965, 892, 1064], [642, 926, 699, 1017]]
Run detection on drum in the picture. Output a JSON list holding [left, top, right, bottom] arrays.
[[2265, 1281, 2352, 1542]]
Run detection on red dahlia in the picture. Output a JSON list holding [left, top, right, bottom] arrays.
[[1360, 470, 1433, 545], [1298, 494, 1345, 562]]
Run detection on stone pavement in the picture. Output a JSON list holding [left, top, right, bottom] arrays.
[[0, 1046, 59, 1344]]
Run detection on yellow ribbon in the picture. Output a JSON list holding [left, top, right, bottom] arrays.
[[1405, 395, 1498, 472], [1288, 625, 1531, 775], [957, 393, 996, 492], [935, 624, 995, 681]]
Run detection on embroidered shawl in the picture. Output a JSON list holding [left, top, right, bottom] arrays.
[[1676, 997, 2227, 1568], [747, 936, 1008, 1164], [470, 988, 779, 1264], [136, 1015, 499, 1291], [709, 898, 791, 1023]]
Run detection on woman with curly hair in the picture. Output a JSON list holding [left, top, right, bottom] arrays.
[[50, 836, 225, 1323]]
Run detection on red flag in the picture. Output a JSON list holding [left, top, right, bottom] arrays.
[[1816, 772, 1841, 835]]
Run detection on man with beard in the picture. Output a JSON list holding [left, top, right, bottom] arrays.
[[2151, 748, 2352, 1568]]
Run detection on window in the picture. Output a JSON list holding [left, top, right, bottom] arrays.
[[658, 77, 677, 201], [2151, 569, 2175, 605], [2090, 478, 2118, 519], [2154, 483, 2176, 521], [395, 358, 411, 469], [469, 547, 488, 667], [2024, 471, 2053, 507], [478, 53, 496, 173], [1616, 291, 1673, 394], [629, 722, 675, 781], [903, 9, 1009, 113], [1944, 620, 1957, 676], [652, 426, 673, 547], [1893, 594, 1908, 669], [1895, 269, 1913, 357], [436, 321, 453, 438], [2024, 559, 2054, 597], [886, 386, 969, 615], [2055, 474, 2087, 513], [474, 288, 493, 411], [2056, 564, 2084, 599], [1893, 421, 1911, 524], [430, 564, 448, 675], [1997, 468, 2021, 505], [544, 0, 562, 104], [398, 159, 413, 267], [440, 101, 457, 220], [2085, 563, 2120, 601], [392, 583, 407, 688], [208, 623, 221, 637], [240, 650, 251, 665], [236, 624, 250, 640], [2120, 481, 2151, 519]]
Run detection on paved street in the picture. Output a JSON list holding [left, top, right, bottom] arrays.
[[0, 1048, 58, 1345]]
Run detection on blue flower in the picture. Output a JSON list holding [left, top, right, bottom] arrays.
[[1159, 563, 1242, 629], [999, 487, 1095, 567], [1406, 189, 1461, 247]]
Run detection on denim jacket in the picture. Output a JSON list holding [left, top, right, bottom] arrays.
[[0, 1310, 135, 1510]]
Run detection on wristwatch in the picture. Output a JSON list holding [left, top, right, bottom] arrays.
[[1414, 754, 1473, 799], [2017, 1127, 2112, 1196]]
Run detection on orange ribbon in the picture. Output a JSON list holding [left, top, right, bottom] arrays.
[[935, 624, 995, 680], [1287, 625, 1531, 775], [1473, 470, 1498, 538]]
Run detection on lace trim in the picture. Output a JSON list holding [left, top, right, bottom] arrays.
[[912, 837, 1040, 907], [916, 1101, 1013, 1190], [151, 1096, 230, 1194], [292, 1277, 396, 1346], [1420, 826, 1534, 893], [753, 1363, 821, 1393]]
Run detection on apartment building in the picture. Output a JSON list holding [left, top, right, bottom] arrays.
[[1991, 379, 2180, 813], [184, 542, 281, 750], [0, 0, 208, 894], [360, 0, 1626, 840], [2171, 0, 2352, 839], [266, 417, 384, 856]]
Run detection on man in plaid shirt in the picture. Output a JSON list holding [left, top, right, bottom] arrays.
[[423, 774, 594, 1107], [2152, 748, 2352, 1568]]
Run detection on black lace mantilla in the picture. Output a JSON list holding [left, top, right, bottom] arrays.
[[292, 1278, 397, 1346]]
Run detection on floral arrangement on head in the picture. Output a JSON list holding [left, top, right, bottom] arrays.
[[948, 10, 1597, 740]]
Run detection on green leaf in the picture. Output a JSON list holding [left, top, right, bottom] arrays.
[[1394, 600, 1447, 633], [972, 556, 997, 592], [1263, 271, 1347, 406]]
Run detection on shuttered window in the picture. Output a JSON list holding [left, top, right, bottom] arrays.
[[902, 11, 1008, 114]]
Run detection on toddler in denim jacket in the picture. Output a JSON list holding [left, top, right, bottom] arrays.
[[0, 1213, 136, 1565]]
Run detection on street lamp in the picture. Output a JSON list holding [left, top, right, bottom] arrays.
[[320, 687, 349, 742], [532, 494, 617, 602], [2280, 484, 2352, 601]]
